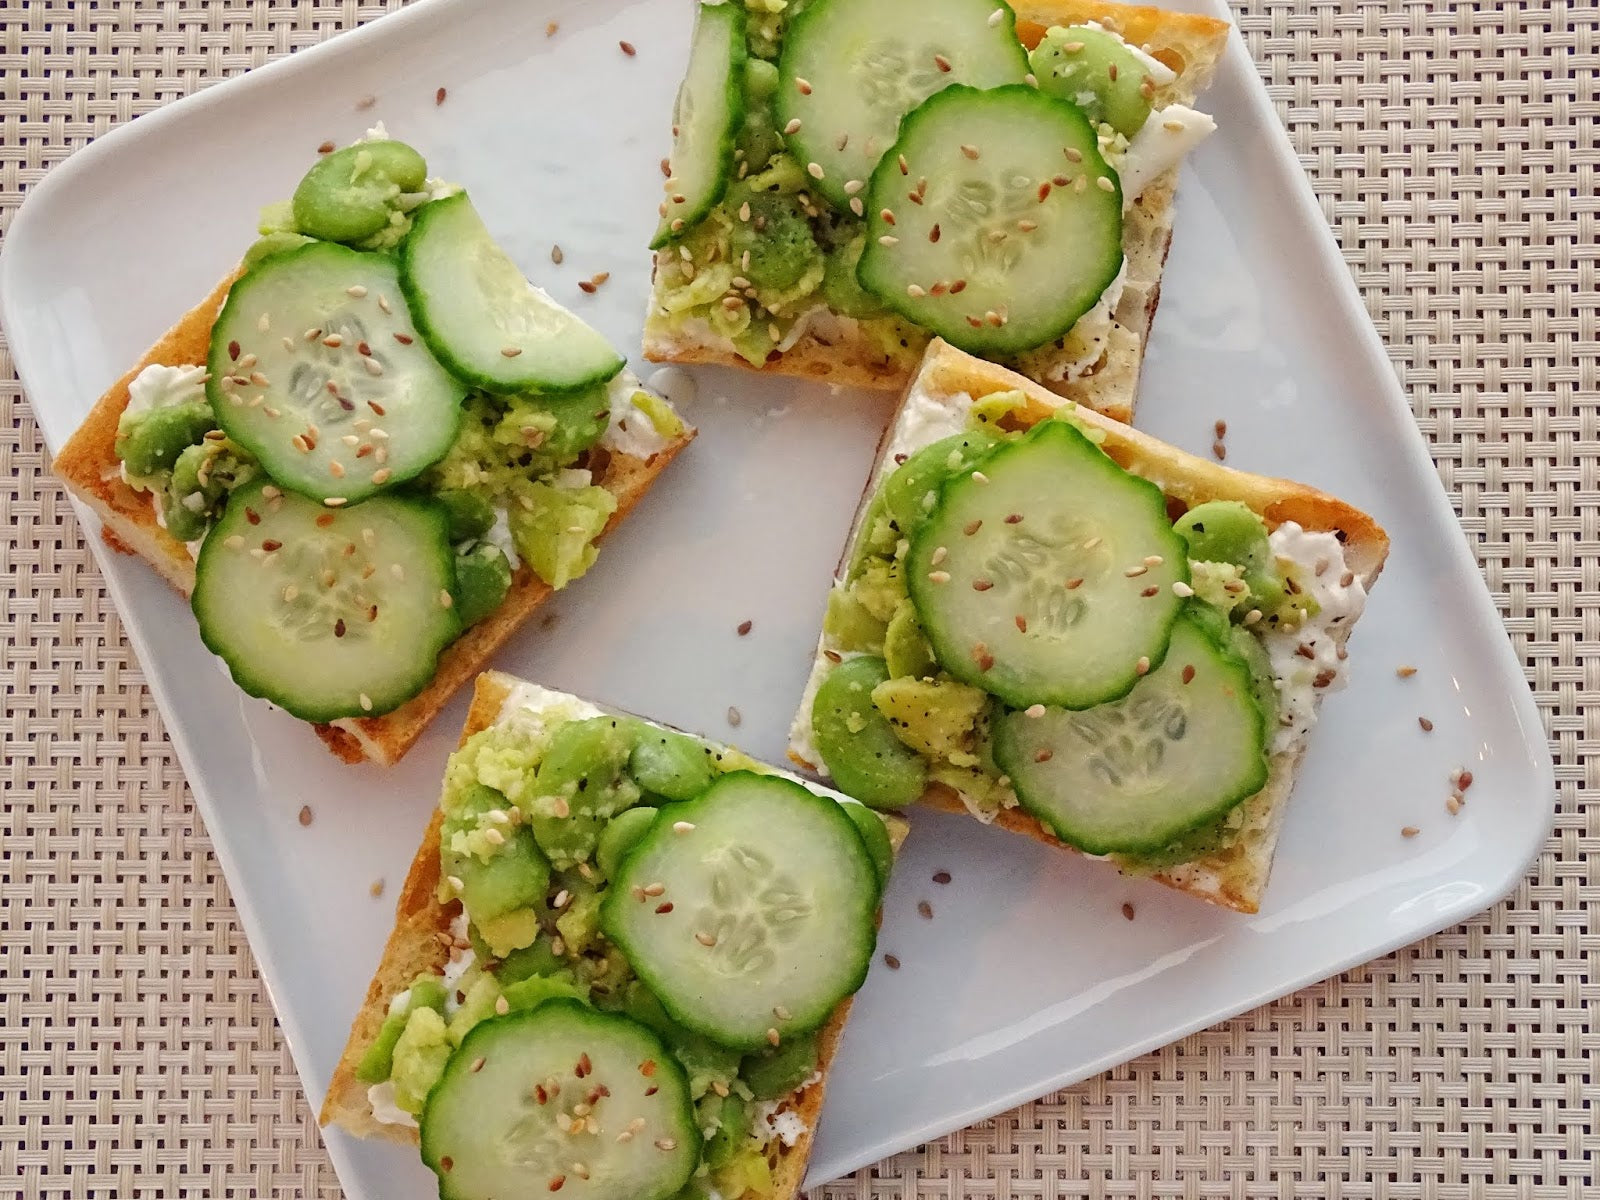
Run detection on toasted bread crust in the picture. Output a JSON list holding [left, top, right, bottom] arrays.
[[642, 1, 1232, 424], [51, 274, 693, 766], [791, 340, 1390, 913], [323, 671, 907, 1198]]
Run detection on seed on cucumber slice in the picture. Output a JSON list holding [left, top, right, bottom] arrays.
[[419, 1002, 699, 1200], [400, 193, 625, 394], [992, 615, 1269, 855], [208, 242, 466, 504], [600, 772, 880, 1051], [906, 419, 1188, 709], [858, 85, 1124, 355], [775, 0, 1029, 210], [652, 1, 747, 247], [191, 479, 461, 722]]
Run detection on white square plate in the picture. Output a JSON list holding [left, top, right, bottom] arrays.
[[0, 0, 1554, 1194]]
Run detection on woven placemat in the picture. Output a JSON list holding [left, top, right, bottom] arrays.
[[1, 1, 1594, 1196]]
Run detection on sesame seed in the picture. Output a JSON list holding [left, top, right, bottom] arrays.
[[1124, 564, 1148, 577], [548, 1177, 565, 1192], [1066, 577, 1084, 590], [1034, 748, 1053, 763], [439, 589, 454, 609], [501, 345, 524, 357], [359, 693, 373, 711], [884, 953, 901, 970], [773, 1004, 792, 1021], [1135, 656, 1151, 676], [329, 460, 345, 478], [546, 20, 558, 34], [1401, 826, 1420, 838], [727, 705, 742, 726], [1396, 665, 1418, 678], [619, 40, 636, 55], [795, 77, 812, 94], [988, 7, 1004, 24], [1459, 770, 1474, 790], [1024, 704, 1046, 719], [224, 534, 245, 550], [928, 570, 951, 584], [972, 471, 990, 484], [929, 224, 941, 243], [849, 197, 864, 216], [1419, 716, 1434, 732], [878, 235, 899, 246], [1097, 176, 1115, 192], [972, 578, 994, 591], [696, 931, 717, 947], [766, 1028, 781, 1046], [322, 334, 344, 348], [807, 162, 825, 179], [1121, 902, 1136, 921], [298, 805, 313, 826], [907, 284, 925, 298], [1140, 585, 1159, 597], [1213, 440, 1227, 460], [1447, 795, 1463, 815], [1244, 608, 1264, 625], [933, 53, 952, 72], [673, 821, 695, 834], [917, 900, 933, 919], [1065, 147, 1084, 163], [1171, 580, 1195, 598], [931, 546, 948, 566], [1182, 664, 1196, 685]]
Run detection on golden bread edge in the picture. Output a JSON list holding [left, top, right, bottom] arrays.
[[323, 670, 907, 1200], [49, 270, 693, 766], [791, 339, 1390, 913], [642, 0, 1232, 425]]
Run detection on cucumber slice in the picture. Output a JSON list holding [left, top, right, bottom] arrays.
[[600, 772, 880, 1051], [208, 242, 466, 504], [652, 1, 747, 248], [992, 616, 1269, 854], [400, 193, 625, 394], [191, 479, 461, 722], [419, 1002, 699, 1200], [858, 84, 1124, 355], [906, 419, 1188, 709], [775, 0, 1029, 210]]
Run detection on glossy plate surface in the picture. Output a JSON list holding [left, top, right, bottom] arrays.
[[0, 0, 1553, 1194]]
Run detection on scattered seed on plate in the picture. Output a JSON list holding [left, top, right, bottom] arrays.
[[727, 706, 742, 727], [1401, 825, 1420, 838], [298, 805, 313, 827], [1121, 902, 1135, 921], [1418, 716, 1434, 732], [933, 870, 951, 885], [1396, 665, 1418, 678], [370, 879, 385, 897], [916, 900, 933, 919], [551, 244, 564, 265], [737, 620, 753, 636], [435, 87, 447, 105], [619, 40, 636, 56]]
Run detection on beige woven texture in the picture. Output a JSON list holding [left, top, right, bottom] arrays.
[[1, 1, 1594, 1196]]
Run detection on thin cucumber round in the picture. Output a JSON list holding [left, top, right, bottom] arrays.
[[906, 419, 1188, 709], [208, 242, 466, 504], [775, 0, 1029, 210], [191, 479, 461, 722], [858, 84, 1124, 355], [399, 193, 625, 394], [992, 616, 1270, 855], [652, 1, 747, 248], [419, 1002, 699, 1200], [600, 772, 880, 1051]]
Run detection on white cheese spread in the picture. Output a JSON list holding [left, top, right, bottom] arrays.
[[1259, 523, 1367, 754], [126, 363, 207, 418], [599, 371, 678, 459], [365, 1081, 417, 1130], [1117, 104, 1216, 206]]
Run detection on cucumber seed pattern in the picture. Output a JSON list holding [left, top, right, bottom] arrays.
[[695, 845, 813, 977], [1060, 688, 1190, 790]]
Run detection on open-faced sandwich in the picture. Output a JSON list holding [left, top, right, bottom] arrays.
[[642, 0, 1231, 422], [787, 340, 1389, 913], [52, 131, 692, 765], [324, 670, 905, 1200]]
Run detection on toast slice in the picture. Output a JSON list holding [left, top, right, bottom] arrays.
[[787, 339, 1389, 913], [642, 0, 1233, 423], [323, 669, 908, 1200], [51, 273, 693, 766]]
